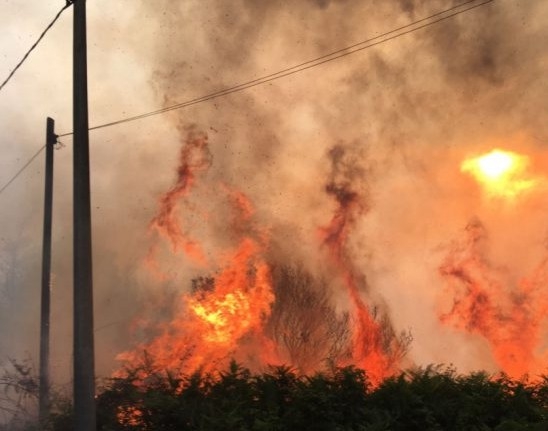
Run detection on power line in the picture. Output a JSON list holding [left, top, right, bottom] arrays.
[[0, 136, 65, 196], [0, 0, 495, 196], [57, 0, 494, 137], [0, 1, 73, 94], [0, 145, 45, 195]]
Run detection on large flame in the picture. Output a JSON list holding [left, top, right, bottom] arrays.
[[146, 128, 212, 275], [118, 132, 548, 390], [116, 129, 277, 380], [461, 149, 537, 199], [187, 239, 274, 347], [117, 135, 408, 388], [318, 145, 408, 384], [439, 219, 548, 378]]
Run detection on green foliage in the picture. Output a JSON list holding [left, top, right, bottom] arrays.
[[47, 363, 548, 431], [367, 366, 548, 431]]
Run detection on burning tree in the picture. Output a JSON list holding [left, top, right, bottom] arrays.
[[318, 143, 412, 382], [265, 264, 352, 372], [116, 128, 412, 385]]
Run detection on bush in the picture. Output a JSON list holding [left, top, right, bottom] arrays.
[[47, 362, 547, 431]]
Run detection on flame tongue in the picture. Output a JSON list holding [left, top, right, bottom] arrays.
[[117, 237, 275, 378], [318, 144, 405, 384], [117, 130, 277, 378], [118, 137, 409, 386], [188, 239, 274, 346], [148, 128, 212, 268], [440, 219, 548, 378]]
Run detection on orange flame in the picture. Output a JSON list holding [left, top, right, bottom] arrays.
[[117, 238, 275, 379], [147, 127, 212, 268], [117, 138, 407, 390], [117, 129, 278, 381], [440, 219, 548, 378], [318, 145, 402, 384], [461, 149, 537, 199], [187, 239, 274, 346], [116, 406, 145, 428]]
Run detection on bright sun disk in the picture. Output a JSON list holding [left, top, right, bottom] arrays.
[[476, 150, 514, 179], [461, 148, 537, 199]]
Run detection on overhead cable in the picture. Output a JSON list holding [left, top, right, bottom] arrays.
[[0, 0, 494, 196], [0, 145, 46, 195], [57, 0, 494, 137], [0, 1, 73, 94]]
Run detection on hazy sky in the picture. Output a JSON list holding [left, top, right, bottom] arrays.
[[1, 0, 547, 385]]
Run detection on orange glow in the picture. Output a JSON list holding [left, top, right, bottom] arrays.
[[117, 140, 406, 391], [439, 220, 548, 378], [461, 149, 536, 199], [147, 128, 211, 267], [116, 238, 276, 380], [116, 406, 145, 428], [115, 130, 281, 383], [316, 146, 405, 384], [187, 239, 274, 346]]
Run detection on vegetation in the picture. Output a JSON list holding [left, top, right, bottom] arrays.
[[1, 267, 545, 430], [42, 362, 547, 431], [0, 358, 39, 430], [0, 358, 72, 431]]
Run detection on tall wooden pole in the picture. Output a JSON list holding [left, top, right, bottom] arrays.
[[39, 117, 55, 425], [73, 0, 96, 429]]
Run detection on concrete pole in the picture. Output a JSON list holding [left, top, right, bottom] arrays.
[[39, 117, 55, 425], [73, 0, 96, 429]]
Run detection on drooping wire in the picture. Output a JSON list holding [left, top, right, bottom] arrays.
[[0, 1, 73, 94], [0, 0, 495, 196], [57, 0, 494, 137], [0, 137, 65, 196], [0, 145, 46, 195]]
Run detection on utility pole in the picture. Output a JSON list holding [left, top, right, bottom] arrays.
[[39, 117, 56, 425], [73, 0, 96, 429]]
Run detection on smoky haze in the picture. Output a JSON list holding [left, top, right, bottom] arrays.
[[0, 0, 547, 390]]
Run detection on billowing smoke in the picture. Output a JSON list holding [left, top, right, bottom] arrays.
[[0, 0, 547, 391]]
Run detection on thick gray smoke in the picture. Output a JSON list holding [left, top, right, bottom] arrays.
[[0, 0, 547, 390]]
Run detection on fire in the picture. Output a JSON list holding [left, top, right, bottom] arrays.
[[116, 130, 277, 380], [117, 238, 275, 379], [461, 149, 537, 199], [108, 124, 548, 430], [448, 147, 548, 377], [190, 295, 245, 341], [147, 127, 212, 269], [117, 134, 408, 396], [116, 406, 144, 428], [318, 145, 409, 384], [120, 128, 548, 391], [187, 239, 274, 346], [440, 219, 548, 378]]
